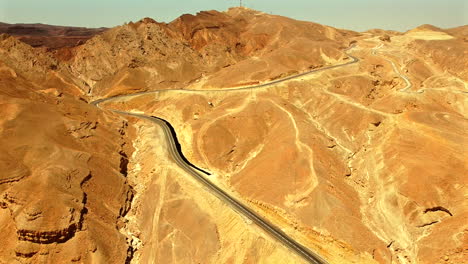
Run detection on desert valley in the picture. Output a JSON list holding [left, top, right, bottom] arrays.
[[0, 7, 467, 264]]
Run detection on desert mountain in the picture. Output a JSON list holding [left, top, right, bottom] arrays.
[[0, 7, 466, 264], [0, 22, 106, 49], [3, 8, 358, 99], [446, 25, 468, 38]]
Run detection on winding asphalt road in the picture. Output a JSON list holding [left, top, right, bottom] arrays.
[[92, 45, 359, 105], [91, 45, 359, 264]]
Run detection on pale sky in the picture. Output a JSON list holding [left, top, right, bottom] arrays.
[[0, 0, 466, 32]]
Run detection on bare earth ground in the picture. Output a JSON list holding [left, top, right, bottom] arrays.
[[0, 7, 467, 264]]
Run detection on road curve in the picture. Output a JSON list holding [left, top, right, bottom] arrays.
[[110, 110, 328, 264], [371, 44, 413, 93], [92, 45, 359, 106], [92, 45, 360, 263], [372, 44, 467, 94]]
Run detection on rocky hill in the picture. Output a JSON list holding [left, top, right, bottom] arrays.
[[1, 8, 358, 99], [0, 22, 107, 49]]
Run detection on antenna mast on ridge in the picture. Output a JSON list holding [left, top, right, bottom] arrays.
[[240, 0, 242, 7]]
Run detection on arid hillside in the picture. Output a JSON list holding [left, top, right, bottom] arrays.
[[28, 8, 357, 99], [0, 22, 107, 49], [0, 36, 135, 263], [1, 7, 467, 264]]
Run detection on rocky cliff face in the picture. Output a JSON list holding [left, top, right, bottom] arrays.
[[0, 35, 135, 263], [1, 7, 466, 264], [29, 8, 356, 99]]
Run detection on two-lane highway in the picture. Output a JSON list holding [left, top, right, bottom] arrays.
[[91, 45, 359, 105], [112, 110, 328, 264]]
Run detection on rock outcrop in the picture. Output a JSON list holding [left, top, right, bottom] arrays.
[[0, 38, 135, 262]]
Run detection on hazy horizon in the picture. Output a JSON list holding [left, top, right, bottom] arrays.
[[1, 0, 467, 32]]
